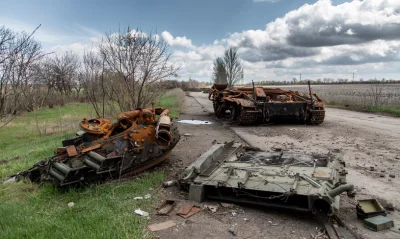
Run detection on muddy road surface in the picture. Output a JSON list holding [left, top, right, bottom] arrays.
[[185, 91, 400, 239]]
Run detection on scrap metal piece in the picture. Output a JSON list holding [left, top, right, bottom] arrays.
[[324, 222, 340, 239], [208, 83, 325, 125], [15, 107, 180, 187], [333, 226, 357, 239], [364, 215, 394, 232], [179, 206, 201, 219], [176, 204, 201, 218], [148, 220, 176, 232], [157, 200, 177, 215], [65, 145, 78, 157], [176, 204, 195, 215], [180, 142, 353, 215], [356, 199, 387, 219]]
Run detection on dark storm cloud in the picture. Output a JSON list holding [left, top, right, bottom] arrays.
[[287, 23, 400, 47], [224, 0, 400, 67], [321, 53, 399, 66], [239, 45, 320, 62]]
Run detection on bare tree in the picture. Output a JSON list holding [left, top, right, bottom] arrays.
[[212, 57, 227, 84], [73, 71, 84, 99], [223, 47, 243, 87], [82, 51, 104, 117], [0, 25, 45, 129], [95, 27, 179, 112]]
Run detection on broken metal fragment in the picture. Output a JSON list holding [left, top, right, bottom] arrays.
[[157, 200, 177, 215], [364, 215, 394, 231], [148, 220, 176, 232], [356, 199, 386, 219]]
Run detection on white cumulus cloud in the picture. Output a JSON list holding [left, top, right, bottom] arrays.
[[161, 31, 194, 48]]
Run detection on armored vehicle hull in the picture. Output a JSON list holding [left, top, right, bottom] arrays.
[[209, 83, 325, 125], [16, 107, 180, 187], [180, 142, 354, 215]]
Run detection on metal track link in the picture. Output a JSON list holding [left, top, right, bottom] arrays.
[[309, 110, 325, 125], [238, 109, 259, 125]]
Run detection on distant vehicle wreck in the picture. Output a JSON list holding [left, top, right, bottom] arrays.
[[15, 107, 180, 187], [180, 142, 354, 215], [209, 82, 325, 125]]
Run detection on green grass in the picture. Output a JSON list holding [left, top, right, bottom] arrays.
[[0, 102, 166, 239], [364, 105, 400, 117], [0, 103, 93, 179], [157, 88, 185, 118], [327, 102, 400, 117], [0, 89, 186, 238], [0, 173, 163, 239]]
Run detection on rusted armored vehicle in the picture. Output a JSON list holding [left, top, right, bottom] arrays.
[[180, 142, 354, 215], [16, 106, 180, 187], [209, 82, 325, 125]]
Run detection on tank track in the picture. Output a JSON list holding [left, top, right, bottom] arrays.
[[309, 110, 325, 125], [238, 108, 259, 125], [213, 101, 219, 113]]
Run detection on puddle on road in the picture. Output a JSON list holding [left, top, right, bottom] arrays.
[[177, 120, 213, 125]]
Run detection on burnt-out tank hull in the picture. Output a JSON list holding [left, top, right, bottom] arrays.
[[180, 142, 354, 215], [16, 107, 180, 187], [209, 84, 325, 125]]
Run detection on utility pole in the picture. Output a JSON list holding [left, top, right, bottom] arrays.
[[353, 73, 355, 82], [300, 74, 302, 82]]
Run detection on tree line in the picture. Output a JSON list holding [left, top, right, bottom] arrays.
[[256, 78, 400, 86], [0, 25, 182, 129]]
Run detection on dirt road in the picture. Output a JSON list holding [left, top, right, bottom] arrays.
[[151, 93, 323, 239], [327, 108, 400, 141], [187, 91, 400, 239]]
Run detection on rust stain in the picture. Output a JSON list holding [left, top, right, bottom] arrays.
[[81, 144, 101, 153], [209, 83, 325, 125], [17, 107, 180, 187], [65, 145, 78, 157]]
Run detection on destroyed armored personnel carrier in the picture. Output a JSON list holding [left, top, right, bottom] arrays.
[[16, 107, 180, 187], [209, 82, 325, 125], [180, 142, 354, 215]]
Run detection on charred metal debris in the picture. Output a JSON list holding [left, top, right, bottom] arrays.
[[180, 141, 354, 215], [209, 81, 325, 125], [14, 106, 180, 187]]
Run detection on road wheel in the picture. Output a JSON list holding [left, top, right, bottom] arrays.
[[213, 101, 224, 117], [229, 105, 238, 122]]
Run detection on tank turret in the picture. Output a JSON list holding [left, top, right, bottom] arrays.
[[16, 107, 180, 187]]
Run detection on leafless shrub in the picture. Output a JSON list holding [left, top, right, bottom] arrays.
[[0, 25, 46, 129], [369, 83, 387, 106], [34, 51, 80, 107], [83, 27, 179, 117]]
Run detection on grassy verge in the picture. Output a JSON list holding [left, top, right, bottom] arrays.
[[0, 174, 163, 239], [0, 102, 167, 239], [157, 88, 185, 118], [364, 105, 400, 117], [0, 103, 93, 179], [326, 103, 400, 117]]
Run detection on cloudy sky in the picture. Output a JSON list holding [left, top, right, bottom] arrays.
[[2, 0, 400, 82]]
